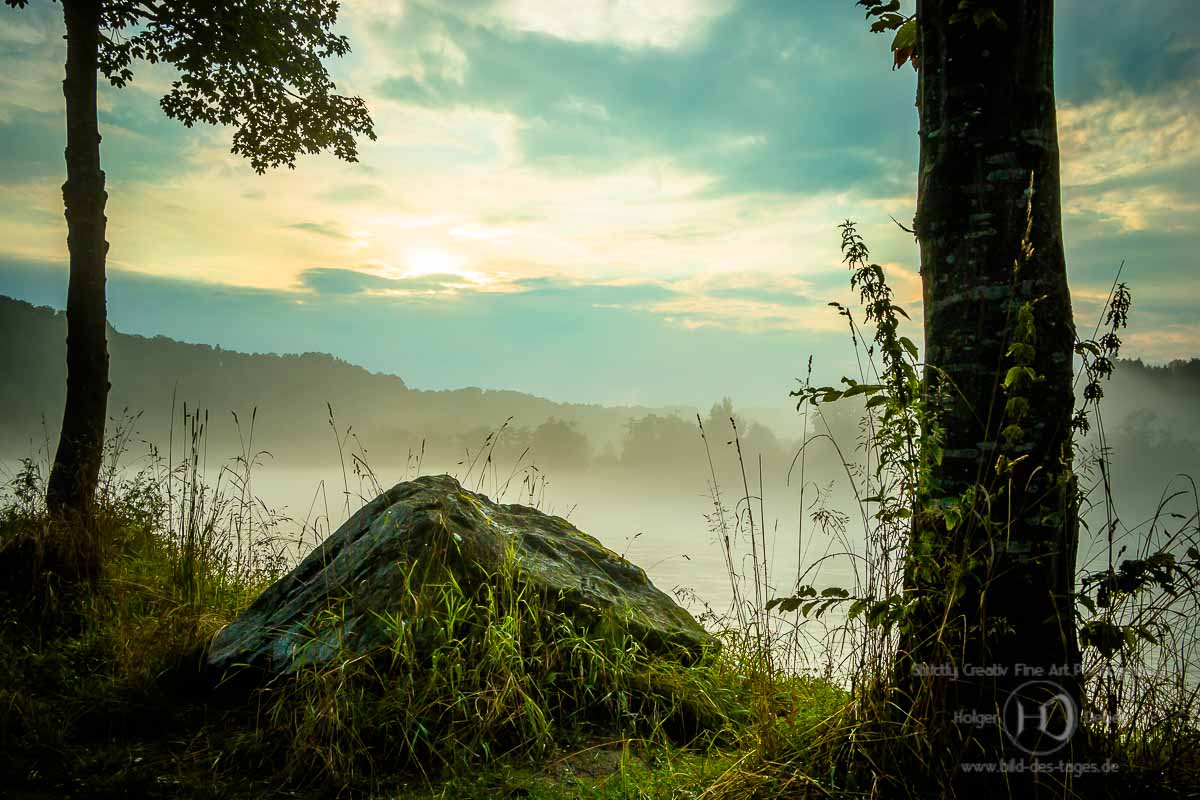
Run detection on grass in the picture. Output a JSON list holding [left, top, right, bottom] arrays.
[[0, 418, 851, 799]]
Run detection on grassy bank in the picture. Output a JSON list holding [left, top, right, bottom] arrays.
[[0, 449, 854, 799]]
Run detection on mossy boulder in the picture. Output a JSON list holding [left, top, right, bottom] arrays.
[[207, 474, 714, 677]]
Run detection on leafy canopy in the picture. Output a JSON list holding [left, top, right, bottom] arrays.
[[5, 0, 376, 172]]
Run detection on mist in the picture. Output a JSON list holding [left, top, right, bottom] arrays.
[[5, 295, 1197, 638]]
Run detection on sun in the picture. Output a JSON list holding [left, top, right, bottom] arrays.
[[404, 247, 466, 277]]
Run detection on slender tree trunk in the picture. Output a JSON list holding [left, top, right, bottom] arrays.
[[46, 0, 110, 523], [906, 0, 1084, 792]]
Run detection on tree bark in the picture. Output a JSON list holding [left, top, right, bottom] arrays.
[[46, 0, 110, 523], [907, 0, 1084, 791]]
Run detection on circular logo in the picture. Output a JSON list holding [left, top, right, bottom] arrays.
[[1002, 679, 1078, 756]]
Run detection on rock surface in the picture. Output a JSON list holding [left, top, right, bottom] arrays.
[[207, 474, 713, 676]]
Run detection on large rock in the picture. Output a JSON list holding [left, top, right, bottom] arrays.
[[207, 474, 713, 677]]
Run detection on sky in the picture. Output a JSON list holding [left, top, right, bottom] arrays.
[[0, 0, 1197, 409]]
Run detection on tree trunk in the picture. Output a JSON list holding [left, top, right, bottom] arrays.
[[907, 0, 1083, 791], [46, 0, 110, 523]]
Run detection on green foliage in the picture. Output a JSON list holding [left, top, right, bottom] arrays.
[[4, 0, 375, 172], [1083, 550, 1197, 610], [1079, 618, 1157, 659], [789, 223, 928, 631], [1073, 279, 1132, 433], [766, 584, 849, 618], [856, 0, 917, 69], [1074, 543, 1199, 665], [792, 222, 923, 458], [855, 0, 1010, 70], [858, 0, 905, 32]]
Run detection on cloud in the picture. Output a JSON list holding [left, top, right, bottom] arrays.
[[595, 253, 929, 336], [1058, 81, 1200, 236], [704, 285, 810, 306], [298, 268, 396, 295], [0, 87, 213, 190], [556, 95, 610, 121], [317, 182, 388, 204], [0, 106, 61, 183], [378, 74, 441, 105], [298, 266, 537, 298], [0, 17, 46, 47], [1125, 323, 1200, 363], [2, 0, 1198, 384], [430, 0, 734, 51], [579, 271, 850, 334], [0, 2, 926, 303], [291, 266, 841, 333], [96, 85, 221, 182], [286, 222, 352, 240], [1054, 78, 1200, 340], [1059, 82, 1199, 187], [369, 1, 918, 197], [0, 3, 67, 114], [627, 293, 840, 333], [1057, 0, 1200, 103]]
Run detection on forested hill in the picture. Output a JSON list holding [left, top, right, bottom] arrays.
[[2, 293, 1195, 496], [1099, 357, 1200, 431], [0, 294, 703, 467]]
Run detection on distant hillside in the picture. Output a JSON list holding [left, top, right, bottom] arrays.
[[3, 293, 1195, 511], [0, 294, 712, 467], [1097, 357, 1200, 433]]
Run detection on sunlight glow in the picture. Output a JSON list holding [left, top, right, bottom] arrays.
[[403, 247, 467, 277]]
